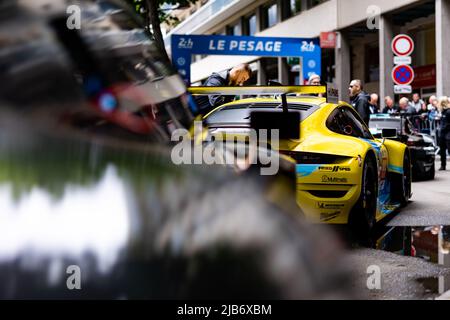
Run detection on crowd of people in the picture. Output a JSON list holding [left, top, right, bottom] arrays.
[[346, 78, 450, 171], [194, 65, 450, 171]]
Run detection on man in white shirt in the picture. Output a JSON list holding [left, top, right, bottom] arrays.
[[409, 93, 425, 113]]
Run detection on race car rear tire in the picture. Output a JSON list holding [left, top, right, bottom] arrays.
[[348, 156, 377, 247], [392, 152, 411, 207]]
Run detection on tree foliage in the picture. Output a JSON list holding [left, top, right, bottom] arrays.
[[124, 0, 195, 62]]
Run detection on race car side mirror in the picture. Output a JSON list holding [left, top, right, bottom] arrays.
[[250, 111, 300, 140], [381, 128, 397, 139]]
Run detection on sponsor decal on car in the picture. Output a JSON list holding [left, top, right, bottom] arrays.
[[316, 202, 346, 209], [318, 165, 351, 172], [296, 164, 320, 177], [321, 175, 348, 183]]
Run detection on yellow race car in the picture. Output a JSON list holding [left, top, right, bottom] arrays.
[[189, 85, 411, 240]]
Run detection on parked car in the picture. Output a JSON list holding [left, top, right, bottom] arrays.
[[193, 85, 412, 243], [369, 114, 436, 180]]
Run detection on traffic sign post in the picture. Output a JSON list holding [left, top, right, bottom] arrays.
[[391, 34, 414, 95], [392, 64, 415, 85], [394, 85, 412, 94], [393, 56, 411, 65], [391, 34, 414, 56]]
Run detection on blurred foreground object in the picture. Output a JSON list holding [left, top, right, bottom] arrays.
[[0, 0, 354, 299]]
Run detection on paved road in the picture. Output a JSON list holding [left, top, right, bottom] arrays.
[[347, 248, 450, 299], [388, 158, 450, 227], [347, 158, 450, 299]]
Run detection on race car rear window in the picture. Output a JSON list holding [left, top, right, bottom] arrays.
[[204, 103, 319, 127]]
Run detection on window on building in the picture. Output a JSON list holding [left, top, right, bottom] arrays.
[[261, 2, 278, 30], [243, 14, 257, 35], [268, 3, 278, 28], [286, 57, 301, 85], [307, 0, 328, 9], [411, 25, 436, 66], [365, 42, 379, 83], [214, 28, 227, 36], [321, 49, 335, 84], [261, 58, 278, 83], [227, 20, 242, 36], [282, 0, 302, 19]]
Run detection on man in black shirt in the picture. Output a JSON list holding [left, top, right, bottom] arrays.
[[368, 93, 379, 114], [382, 96, 399, 114], [194, 63, 252, 115], [348, 79, 371, 125]]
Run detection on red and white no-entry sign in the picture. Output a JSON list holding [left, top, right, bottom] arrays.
[[391, 34, 414, 56], [392, 64, 415, 85]]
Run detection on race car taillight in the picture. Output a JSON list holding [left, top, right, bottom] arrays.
[[279, 151, 350, 164]]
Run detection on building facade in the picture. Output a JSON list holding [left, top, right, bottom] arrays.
[[164, 0, 450, 106]]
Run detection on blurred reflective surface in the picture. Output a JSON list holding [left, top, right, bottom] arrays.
[[0, 0, 353, 299], [0, 110, 352, 299]]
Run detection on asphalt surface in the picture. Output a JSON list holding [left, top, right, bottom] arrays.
[[347, 248, 450, 300], [348, 157, 450, 299], [388, 158, 450, 227]]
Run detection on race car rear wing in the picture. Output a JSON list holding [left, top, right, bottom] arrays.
[[187, 85, 339, 105], [188, 85, 325, 96]]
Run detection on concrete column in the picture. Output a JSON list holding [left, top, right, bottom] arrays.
[[278, 57, 289, 85], [255, 5, 262, 33], [256, 6, 265, 85], [257, 60, 267, 85], [436, 0, 450, 97], [276, 0, 284, 22], [276, 0, 291, 85], [379, 15, 394, 109], [335, 31, 351, 101], [301, 0, 308, 11]]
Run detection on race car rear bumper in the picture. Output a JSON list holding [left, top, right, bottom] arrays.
[[295, 157, 361, 224]]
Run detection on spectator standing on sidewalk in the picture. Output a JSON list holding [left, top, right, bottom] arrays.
[[368, 93, 379, 114], [382, 96, 398, 114], [438, 96, 450, 171], [418, 103, 429, 118], [308, 74, 321, 86], [428, 95, 439, 121], [427, 95, 438, 111], [399, 97, 416, 114], [307, 74, 323, 97], [409, 93, 426, 113], [349, 79, 370, 125]]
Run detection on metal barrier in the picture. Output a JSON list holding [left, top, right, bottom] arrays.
[[409, 114, 441, 145]]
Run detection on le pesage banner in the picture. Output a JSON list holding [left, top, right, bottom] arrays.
[[171, 34, 321, 84]]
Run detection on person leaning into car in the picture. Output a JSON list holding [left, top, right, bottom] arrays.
[[194, 63, 252, 115]]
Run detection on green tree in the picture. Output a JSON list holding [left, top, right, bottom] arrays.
[[125, 0, 194, 63]]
